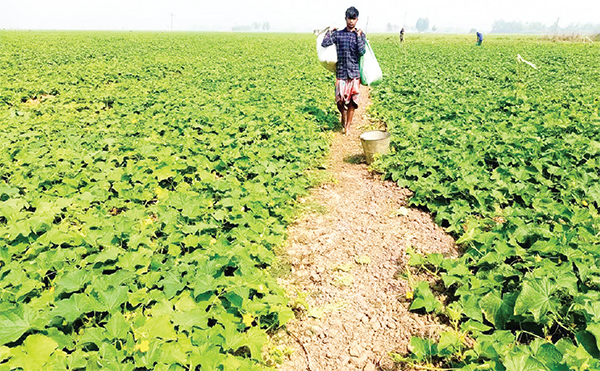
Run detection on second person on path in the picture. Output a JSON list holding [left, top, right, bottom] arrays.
[[321, 6, 366, 135]]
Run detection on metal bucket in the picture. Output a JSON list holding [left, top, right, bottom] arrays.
[[359, 130, 391, 165]]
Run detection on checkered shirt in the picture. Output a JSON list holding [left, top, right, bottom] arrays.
[[321, 28, 366, 80]]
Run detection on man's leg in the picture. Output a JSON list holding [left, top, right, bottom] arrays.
[[337, 101, 347, 133], [346, 101, 357, 131]]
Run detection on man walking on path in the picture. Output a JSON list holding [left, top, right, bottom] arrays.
[[321, 6, 366, 135]]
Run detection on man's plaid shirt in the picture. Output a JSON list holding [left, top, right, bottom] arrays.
[[321, 28, 366, 80]]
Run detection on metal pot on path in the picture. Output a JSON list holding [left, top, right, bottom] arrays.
[[359, 130, 391, 165]]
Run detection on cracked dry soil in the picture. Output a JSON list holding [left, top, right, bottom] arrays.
[[276, 85, 458, 371]]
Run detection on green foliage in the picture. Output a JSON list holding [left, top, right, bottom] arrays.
[[409, 281, 443, 313], [370, 35, 600, 370], [0, 31, 335, 370]]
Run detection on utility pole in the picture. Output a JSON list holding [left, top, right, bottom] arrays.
[[170, 13, 175, 31]]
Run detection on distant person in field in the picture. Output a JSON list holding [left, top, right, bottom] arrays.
[[321, 6, 366, 135], [400, 27, 405, 42], [476, 31, 483, 46]]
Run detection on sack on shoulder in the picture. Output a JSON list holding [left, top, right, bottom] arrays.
[[316, 28, 337, 73]]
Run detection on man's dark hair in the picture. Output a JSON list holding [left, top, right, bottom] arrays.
[[345, 6, 359, 19]]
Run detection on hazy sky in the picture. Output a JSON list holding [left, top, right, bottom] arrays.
[[1, 0, 598, 33]]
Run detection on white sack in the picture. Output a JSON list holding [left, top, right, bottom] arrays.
[[316, 29, 337, 73]]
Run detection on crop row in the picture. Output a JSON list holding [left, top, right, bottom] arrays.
[[0, 32, 336, 370], [370, 35, 600, 370]]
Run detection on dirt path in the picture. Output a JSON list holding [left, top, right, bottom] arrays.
[[276, 85, 457, 371]]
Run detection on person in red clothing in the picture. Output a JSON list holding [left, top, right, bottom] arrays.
[[321, 6, 366, 135]]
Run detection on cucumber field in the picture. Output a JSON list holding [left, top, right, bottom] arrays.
[[1, 31, 600, 370]]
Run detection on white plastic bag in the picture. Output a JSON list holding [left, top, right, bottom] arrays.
[[316, 28, 337, 73], [359, 40, 383, 86]]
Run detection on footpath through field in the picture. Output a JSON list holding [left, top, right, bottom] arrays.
[[278, 86, 457, 371]]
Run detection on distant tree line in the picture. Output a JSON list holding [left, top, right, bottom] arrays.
[[491, 20, 600, 34], [386, 18, 436, 33], [386, 23, 401, 32], [416, 18, 430, 32], [232, 22, 270, 32]]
